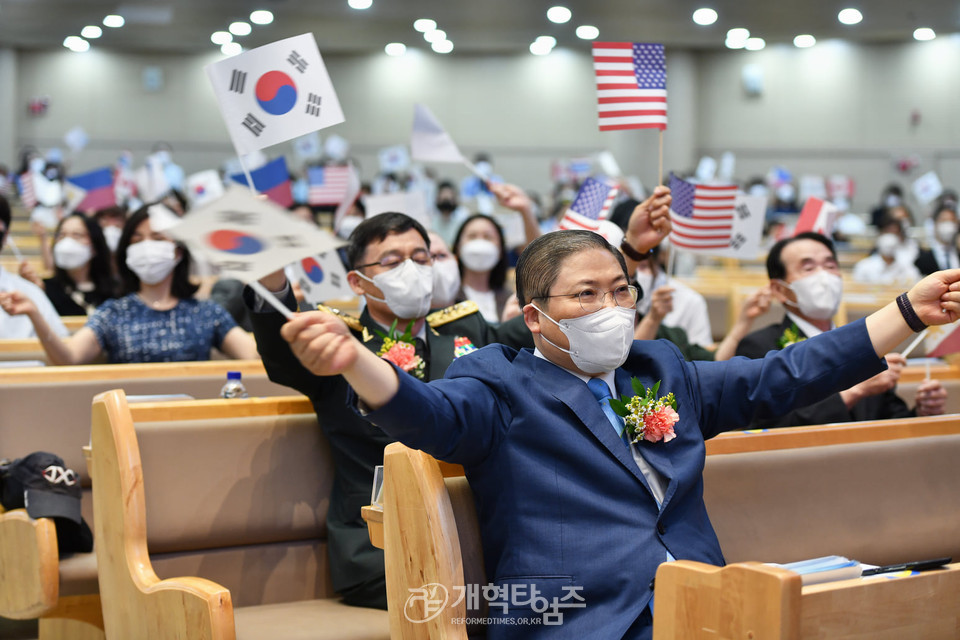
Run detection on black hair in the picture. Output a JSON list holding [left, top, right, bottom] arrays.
[[345, 212, 430, 270], [51, 213, 116, 301], [115, 207, 198, 298], [765, 232, 837, 281], [452, 213, 508, 289], [0, 194, 10, 247], [516, 230, 627, 307]]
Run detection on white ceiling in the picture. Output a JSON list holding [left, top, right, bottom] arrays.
[[1, 0, 959, 55]]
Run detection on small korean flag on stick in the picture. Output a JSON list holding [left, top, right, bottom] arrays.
[[166, 185, 345, 318], [206, 34, 345, 156], [290, 251, 352, 307]]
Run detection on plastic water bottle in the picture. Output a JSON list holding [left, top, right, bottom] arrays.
[[220, 371, 248, 399]]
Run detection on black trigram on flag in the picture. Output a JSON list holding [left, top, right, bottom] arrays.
[[306, 93, 322, 117], [330, 272, 341, 288], [242, 113, 265, 137], [229, 69, 247, 93], [287, 50, 308, 73]]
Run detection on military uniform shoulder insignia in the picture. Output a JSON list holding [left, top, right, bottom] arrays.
[[427, 301, 480, 327], [316, 304, 364, 333]]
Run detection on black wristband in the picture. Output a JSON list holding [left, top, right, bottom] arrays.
[[620, 238, 649, 261], [896, 292, 927, 333]]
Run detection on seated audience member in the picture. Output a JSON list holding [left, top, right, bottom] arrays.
[[453, 213, 512, 324], [870, 182, 905, 228], [852, 216, 922, 285], [0, 207, 258, 364], [93, 206, 127, 254], [18, 212, 117, 315], [428, 231, 461, 310], [0, 195, 67, 338], [916, 204, 960, 274], [635, 242, 713, 347], [736, 232, 946, 428], [277, 215, 960, 637], [884, 204, 920, 265], [431, 180, 470, 247]]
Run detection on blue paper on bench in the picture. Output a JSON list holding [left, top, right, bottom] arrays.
[[773, 556, 863, 586], [0, 360, 46, 368]]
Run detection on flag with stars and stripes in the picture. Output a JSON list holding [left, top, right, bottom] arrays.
[[592, 42, 667, 132], [668, 175, 738, 251], [559, 177, 619, 232]]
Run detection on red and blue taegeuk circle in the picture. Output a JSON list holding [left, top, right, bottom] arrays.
[[255, 71, 298, 116], [301, 257, 324, 283], [207, 230, 265, 255]]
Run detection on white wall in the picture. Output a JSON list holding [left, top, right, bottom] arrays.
[[7, 38, 960, 214], [0, 49, 17, 169]]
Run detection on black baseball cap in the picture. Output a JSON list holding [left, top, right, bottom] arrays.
[[0, 452, 93, 555]]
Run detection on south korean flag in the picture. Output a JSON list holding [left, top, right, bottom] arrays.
[[206, 33, 345, 156]]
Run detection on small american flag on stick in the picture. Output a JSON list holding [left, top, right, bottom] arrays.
[[559, 177, 619, 232], [592, 42, 667, 132]]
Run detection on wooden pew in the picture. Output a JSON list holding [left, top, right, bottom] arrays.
[[365, 415, 960, 638], [89, 390, 389, 639]]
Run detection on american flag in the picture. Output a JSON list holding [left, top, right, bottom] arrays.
[[17, 172, 37, 209], [592, 42, 667, 132], [308, 165, 352, 206], [559, 177, 619, 232], [668, 175, 738, 252]]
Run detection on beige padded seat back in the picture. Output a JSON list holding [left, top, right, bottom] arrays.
[[704, 433, 960, 566], [136, 413, 330, 554], [0, 375, 296, 482]]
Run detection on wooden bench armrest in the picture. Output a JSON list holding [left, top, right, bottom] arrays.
[[0, 508, 59, 618], [91, 388, 236, 640]]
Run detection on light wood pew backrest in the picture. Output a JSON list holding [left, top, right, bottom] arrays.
[[90, 390, 388, 640], [0, 360, 297, 484], [703, 414, 960, 566]]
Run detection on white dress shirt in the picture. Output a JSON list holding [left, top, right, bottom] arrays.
[[0, 267, 68, 339]]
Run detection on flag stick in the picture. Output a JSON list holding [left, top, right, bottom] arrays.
[[658, 130, 664, 187], [926, 359, 932, 381], [234, 154, 294, 321], [463, 160, 489, 182], [900, 328, 928, 359], [5, 235, 24, 262], [249, 280, 295, 320], [666, 243, 679, 278]]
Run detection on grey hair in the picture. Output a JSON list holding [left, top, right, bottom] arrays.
[[515, 230, 628, 307]]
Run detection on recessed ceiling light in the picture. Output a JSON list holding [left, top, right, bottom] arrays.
[[384, 42, 406, 56], [793, 34, 816, 48], [63, 36, 82, 48], [414, 18, 436, 32], [576, 25, 599, 40], [81, 25, 102, 39], [424, 28, 446, 43], [229, 22, 251, 36], [547, 6, 572, 24], [211, 31, 232, 45], [348, 0, 373, 9], [726, 27, 750, 43], [745, 37, 765, 50], [102, 14, 124, 28], [914, 27, 936, 41], [431, 39, 453, 54], [725, 38, 746, 50], [530, 41, 552, 56], [838, 8, 863, 25], [250, 10, 274, 25], [64, 36, 90, 52], [692, 8, 718, 26], [536, 35, 557, 48], [221, 42, 242, 56]]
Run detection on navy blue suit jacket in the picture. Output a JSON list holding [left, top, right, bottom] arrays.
[[364, 319, 884, 638]]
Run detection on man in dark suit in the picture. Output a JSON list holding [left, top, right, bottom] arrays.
[[279, 207, 960, 638], [737, 231, 946, 428], [247, 212, 533, 608]]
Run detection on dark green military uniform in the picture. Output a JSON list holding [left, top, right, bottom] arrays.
[[249, 292, 533, 608]]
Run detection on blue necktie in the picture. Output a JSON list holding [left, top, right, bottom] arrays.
[[587, 378, 631, 448]]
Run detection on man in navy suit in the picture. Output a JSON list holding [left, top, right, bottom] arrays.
[[278, 192, 960, 638]]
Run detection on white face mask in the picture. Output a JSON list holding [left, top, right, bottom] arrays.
[[355, 259, 434, 320], [935, 220, 958, 245], [634, 268, 666, 316], [103, 226, 123, 252], [431, 259, 461, 309], [337, 216, 362, 240], [875, 233, 901, 258], [126, 239, 180, 285], [780, 270, 843, 321], [459, 238, 500, 272], [53, 237, 93, 270], [533, 304, 636, 374]]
